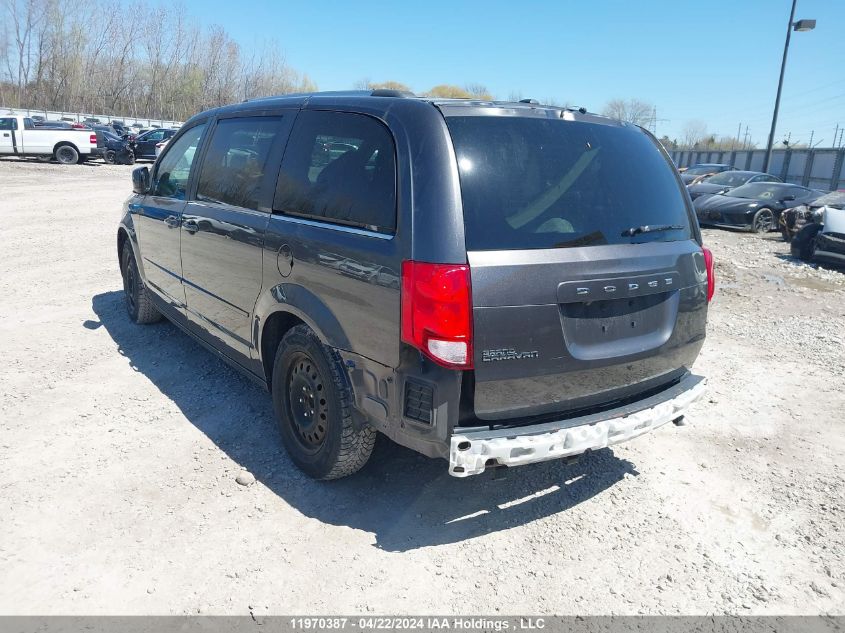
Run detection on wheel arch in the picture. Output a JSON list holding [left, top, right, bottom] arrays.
[[255, 283, 353, 386], [53, 140, 80, 155]]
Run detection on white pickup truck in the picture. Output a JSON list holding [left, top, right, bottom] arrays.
[[0, 115, 98, 164]]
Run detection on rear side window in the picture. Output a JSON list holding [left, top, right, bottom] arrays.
[[197, 117, 287, 211], [274, 111, 396, 234], [446, 116, 692, 250]]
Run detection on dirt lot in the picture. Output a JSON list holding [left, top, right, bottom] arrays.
[[0, 158, 843, 616]]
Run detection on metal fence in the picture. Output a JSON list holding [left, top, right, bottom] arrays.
[[670, 147, 844, 191], [1, 106, 183, 129]]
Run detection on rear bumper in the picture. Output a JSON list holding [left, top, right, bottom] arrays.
[[448, 373, 706, 477]]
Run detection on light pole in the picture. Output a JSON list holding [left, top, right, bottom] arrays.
[[762, 0, 815, 173]]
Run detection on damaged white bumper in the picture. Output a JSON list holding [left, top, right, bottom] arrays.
[[449, 375, 707, 477]]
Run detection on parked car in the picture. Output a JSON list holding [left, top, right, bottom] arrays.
[[790, 193, 845, 265], [783, 190, 845, 248], [687, 171, 781, 200], [154, 138, 169, 157], [0, 115, 98, 163], [680, 163, 733, 185], [133, 127, 176, 159], [118, 91, 712, 480], [96, 128, 136, 164], [694, 182, 823, 233]]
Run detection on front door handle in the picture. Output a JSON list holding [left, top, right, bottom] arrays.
[[182, 219, 199, 234], [164, 215, 180, 228], [2, 133, 9, 137]]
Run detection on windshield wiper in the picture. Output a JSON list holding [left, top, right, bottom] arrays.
[[621, 224, 684, 237]]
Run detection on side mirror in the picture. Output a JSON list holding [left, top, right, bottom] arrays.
[[132, 166, 150, 194], [781, 194, 796, 202]]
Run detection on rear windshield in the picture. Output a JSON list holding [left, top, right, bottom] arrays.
[[445, 116, 692, 251]]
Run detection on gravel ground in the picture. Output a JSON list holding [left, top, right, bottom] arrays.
[[0, 158, 843, 616]]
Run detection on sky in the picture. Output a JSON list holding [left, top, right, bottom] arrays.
[[191, 0, 844, 147]]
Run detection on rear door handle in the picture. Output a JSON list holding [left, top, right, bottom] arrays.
[[164, 215, 180, 228], [182, 219, 199, 234]]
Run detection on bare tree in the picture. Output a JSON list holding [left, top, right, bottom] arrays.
[[601, 98, 654, 127], [464, 83, 493, 100], [682, 120, 709, 148]]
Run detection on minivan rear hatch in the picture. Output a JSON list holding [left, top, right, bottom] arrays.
[[443, 109, 709, 422]]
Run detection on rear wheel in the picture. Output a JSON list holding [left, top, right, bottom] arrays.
[[272, 325, 376, 480], [104, 149, 116, 164], [751, 208, 774, 233], [120, 242, 162, 324], [55, 145, 79, 165]]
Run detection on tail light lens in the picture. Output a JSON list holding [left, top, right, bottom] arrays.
[[401, 261, 473, 369], [89, 134, 97, 145], [702, 247, 715, 302]]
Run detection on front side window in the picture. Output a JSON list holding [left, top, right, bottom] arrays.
[[196, 116, 287, 211], [446, 116, 692, 250], [151, 124, 206, 199], [142, 130, 166, 142], [730, 183, 802, 201], [0, 118, 18, 131], [274, 111, 397, 234]]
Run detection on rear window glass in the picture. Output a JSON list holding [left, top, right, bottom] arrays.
[[445, 116, 692, 251]]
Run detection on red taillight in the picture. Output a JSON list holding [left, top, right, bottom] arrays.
[[90, 134, 97, 145], [401, 261, 473, 369], [702, 247, 715, 302]]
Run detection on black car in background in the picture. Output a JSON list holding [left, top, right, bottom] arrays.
[[133, 128, 177, 159], [694, 182, 823, 233], [680, 163, 733, 185], [687, 171, 781, 200], [96, 129, 136, 164]]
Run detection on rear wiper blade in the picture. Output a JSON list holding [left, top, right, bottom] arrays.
[[621, 224, 684, 237]]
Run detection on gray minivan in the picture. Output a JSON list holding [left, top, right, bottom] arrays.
[[118, 90, 713, 479]]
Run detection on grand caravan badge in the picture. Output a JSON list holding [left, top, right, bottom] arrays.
[[482, 348, 540, 362]]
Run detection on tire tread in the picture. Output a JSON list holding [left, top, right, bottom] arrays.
[[274, 325, 376, 480]]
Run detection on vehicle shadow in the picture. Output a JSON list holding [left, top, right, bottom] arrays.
[[91, 290, 638, 552]]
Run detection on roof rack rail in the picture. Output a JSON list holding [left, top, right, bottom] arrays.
[[561, 106, 588, 115], [371, 89, 416, 98]]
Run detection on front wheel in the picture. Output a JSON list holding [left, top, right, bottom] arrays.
[[104, 150, 116, 164], [120, 242, 162, 324], [751, 208, 774, 234], [272, 325, 376, 480]]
